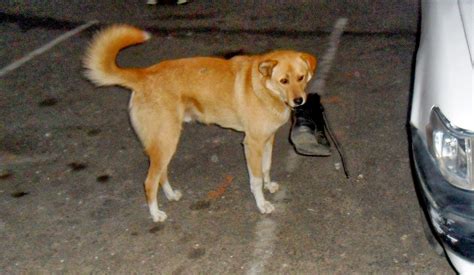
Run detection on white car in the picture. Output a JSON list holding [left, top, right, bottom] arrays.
[[410, 0, 473, 273]]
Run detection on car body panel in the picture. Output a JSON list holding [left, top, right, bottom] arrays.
[[410, 0, 474, 273], [459, 0, 473, 65], [411, 0, 474, 135]]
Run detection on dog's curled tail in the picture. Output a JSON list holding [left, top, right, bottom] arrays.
[[83, 24, 150, 90]]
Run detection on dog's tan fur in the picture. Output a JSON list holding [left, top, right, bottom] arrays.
[[83, 24, 317, 222]]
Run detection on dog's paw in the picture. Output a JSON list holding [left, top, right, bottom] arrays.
[[264, 181, 279, 193], [257, 200, 275, 214], [151, 209, 168, 222], [166, 189, 182, 201]]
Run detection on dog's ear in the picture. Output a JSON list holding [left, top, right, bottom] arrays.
[[258, 60, 278, 77], [301, 53, 317, 73]]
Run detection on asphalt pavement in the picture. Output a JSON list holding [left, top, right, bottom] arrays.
[[0, 1, 456, 273]]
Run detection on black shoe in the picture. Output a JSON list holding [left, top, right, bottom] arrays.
[[290, 93, 331, 156]]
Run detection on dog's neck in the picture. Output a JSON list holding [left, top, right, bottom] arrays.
[[251, 68, 290, 121]]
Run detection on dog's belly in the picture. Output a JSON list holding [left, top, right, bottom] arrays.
[[184, 108, 244, 132], [214, 118, 245, 132]]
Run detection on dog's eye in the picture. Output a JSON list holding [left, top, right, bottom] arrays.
[[280, 78, 289, 84], [297, 75, 304, 82]]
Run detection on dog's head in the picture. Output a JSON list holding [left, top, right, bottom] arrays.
[[258, 51, 317, 108]]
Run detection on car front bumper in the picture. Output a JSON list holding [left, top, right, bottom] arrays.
[[411, 127, 474, 273]]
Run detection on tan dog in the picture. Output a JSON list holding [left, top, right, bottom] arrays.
[[84, 25, 317, 222]]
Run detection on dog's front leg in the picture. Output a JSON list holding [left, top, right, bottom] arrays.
[[244, 135, 275, 214], [262, 134, 279, 193]]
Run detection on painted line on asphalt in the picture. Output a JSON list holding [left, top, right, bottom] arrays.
[[246, 186, 287, 275], [309, 17, 348, 96], [247, 218, 277, 274], [286, 17, 348, 174], [247, 19, 348, 273], [0, 20, 98, 78]]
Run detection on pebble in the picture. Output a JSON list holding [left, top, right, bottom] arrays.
[[0, 169, 12, 179]]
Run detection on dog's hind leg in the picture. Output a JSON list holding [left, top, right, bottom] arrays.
[[137, 107, 183, 222], [143, 151, 167, 222], [244, 135, 275, 214], [262, 134, 279, 193], [160, 169, 182, 201], [144, 131, 181, 222]]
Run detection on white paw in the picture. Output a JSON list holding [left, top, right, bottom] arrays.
[[257, 200, 275, 214], [264, 181, 279, 193], [166, 190, 182, 201], [151, 209, 168, 223]]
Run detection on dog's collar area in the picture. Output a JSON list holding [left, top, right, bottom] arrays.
[[254, 88, 288, 116]]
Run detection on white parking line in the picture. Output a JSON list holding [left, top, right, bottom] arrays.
[[286, 17, 348, 174], [0, 20, 98, 78], [247, 186, 287, 275], [246, 18, 348, 274], [309, 17, 348, 96], [247, 218, 277, 275]]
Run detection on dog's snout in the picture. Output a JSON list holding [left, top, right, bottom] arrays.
[[293, 97, 304, 106]]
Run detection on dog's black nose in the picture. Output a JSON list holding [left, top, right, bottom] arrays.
[[293, 97, 304, 106]]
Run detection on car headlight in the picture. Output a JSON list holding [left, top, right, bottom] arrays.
[[427, 107, 474, 191]]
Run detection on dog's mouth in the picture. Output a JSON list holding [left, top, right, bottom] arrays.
[[287, 103, 300, 110], [286, 100, 306, 109]]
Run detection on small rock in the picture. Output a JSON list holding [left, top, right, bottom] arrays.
[[87, 129, 101, 136], [0, 170, 12, 180], [96, 174, 110, 183], [68, 162, 87, 171], [188, 247, 206, 259], [149, 224, 164, 234], [11, 191, 29, 198], [189, 200, 211, 210], [38, 97, 58, 107]]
